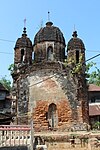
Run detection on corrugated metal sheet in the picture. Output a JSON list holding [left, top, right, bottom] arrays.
[[88, 84, 100, 92], [89, 104, 100, 116]]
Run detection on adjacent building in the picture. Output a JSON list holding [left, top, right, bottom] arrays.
[[0, 83, 12, 124], [88, 84, 100, 129]]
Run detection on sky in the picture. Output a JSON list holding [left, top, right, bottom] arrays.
[[0, 0, 100, 82]]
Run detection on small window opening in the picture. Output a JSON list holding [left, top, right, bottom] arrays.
[[32, 51, 34, 60], [21, 49, 25, 62], [76, 50, 79, 63], [47, 46, 53, 61]]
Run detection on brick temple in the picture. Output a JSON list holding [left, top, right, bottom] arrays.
[[12, 21, 89, 132]]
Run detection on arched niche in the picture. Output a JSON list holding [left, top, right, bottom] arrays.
[[47, 46, 54, 61], [48, 103, 58, 128]]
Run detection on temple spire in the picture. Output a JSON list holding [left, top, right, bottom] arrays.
[[24, 18, 26, 28], [72, 31, 78, 38], [48, 11, 50, 21], [22, 18, 27, 37], [74, 24, 76, 31]]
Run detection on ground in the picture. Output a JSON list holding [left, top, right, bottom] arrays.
[[35, 131, 100, 150]]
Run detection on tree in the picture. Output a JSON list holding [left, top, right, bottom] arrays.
[[8, 63, 15, 74], [86, 62, 100, 86], [0, 76, 11, 91]]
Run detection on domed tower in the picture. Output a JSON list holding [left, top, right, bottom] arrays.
[[14, 27, 33, 67], [67, 31, 86, 74], [33, 21, 66, 62], [67, 31, 89, 124]]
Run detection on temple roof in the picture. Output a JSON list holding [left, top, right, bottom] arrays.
[[67, 31, 85, 51], [34, 21, 65, 46], [15, 27, 32, 49]]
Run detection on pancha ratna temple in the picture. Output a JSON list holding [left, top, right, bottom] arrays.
[[12, 20, 89, 132]]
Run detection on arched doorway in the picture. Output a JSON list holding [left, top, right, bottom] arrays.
[[47, 46, 53, 61], [48, 103, 58, 128]]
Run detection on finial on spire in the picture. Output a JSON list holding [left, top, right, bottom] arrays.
[[22, 18, 27, 37], [74, 24, 76, 31], [24, 18, 26, 28], [72, 31, 78, 38], [48, 11, 50, 21], [40, 19, 43, 28], [72, 24, 78, 37], [46, 11, 53, 27]]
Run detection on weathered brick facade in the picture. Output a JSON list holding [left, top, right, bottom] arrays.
[[12, 21, 89, 132]]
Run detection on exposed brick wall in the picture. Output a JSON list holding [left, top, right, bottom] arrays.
[[33, 100, 48, 131], [12, 62, 89, 131], [57, 100, 72, 125], [32, 99, 72, 132]]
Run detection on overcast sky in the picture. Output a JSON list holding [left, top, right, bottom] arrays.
[[0, 0, 100, 81]]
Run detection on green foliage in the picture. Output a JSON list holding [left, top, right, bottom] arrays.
[[86, 62, 100, 86], [0, 76, 11, 91], [67, 53, 84, 74], [8, 63, 15, 74], [64, 54, 83, 73], [71, 63, 82, 74], [86, 61, 96, 74], [93, 121, 100, 130]]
